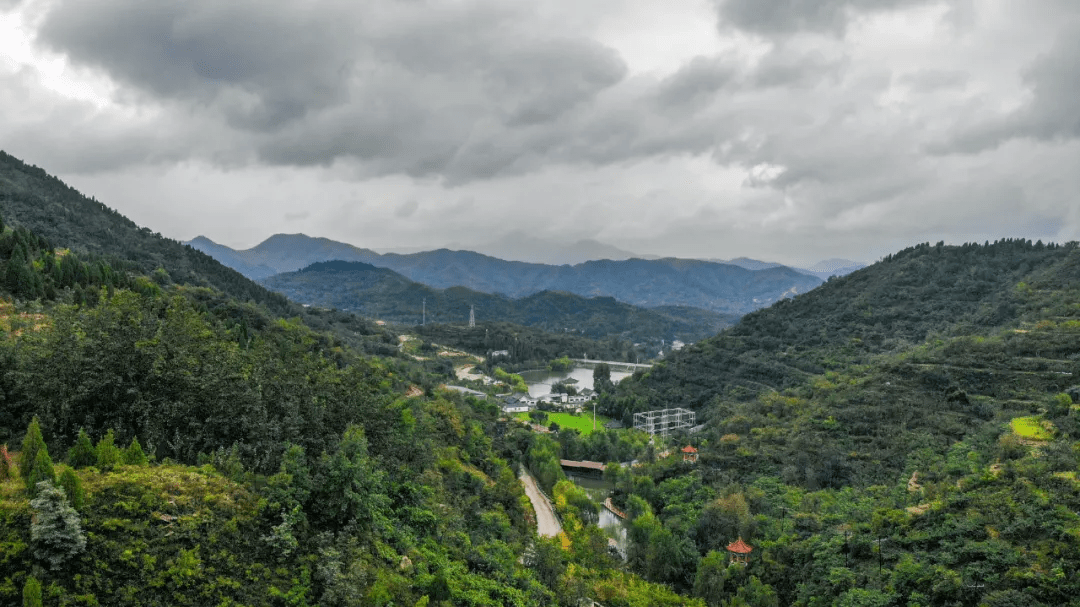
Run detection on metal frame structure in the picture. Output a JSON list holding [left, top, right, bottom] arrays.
[[633, 408, 696, 436]]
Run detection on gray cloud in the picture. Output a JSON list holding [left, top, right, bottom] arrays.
[[3, 0, 1078, 265], [36, 0, 628, 182], [715, 0, 937, 36], [395, 199, 419, 218], [938, 18, 1080, 154]]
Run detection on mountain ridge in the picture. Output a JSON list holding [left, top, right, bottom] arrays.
[[190, 233, 824, 314], [262, 259, 738, 345]]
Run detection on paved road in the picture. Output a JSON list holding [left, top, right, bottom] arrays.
[[519, 468, 561, 538]]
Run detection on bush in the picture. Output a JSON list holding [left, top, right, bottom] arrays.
[[22, 576, 42, 607], [59, 467, 85, 510], [0, 444, 12, 480], [122, 436, 148, 466], [19, 416, 46, 488], [67, 428, 97, 468], [95, 429, 121, 471], [27, 449, 56, 497]]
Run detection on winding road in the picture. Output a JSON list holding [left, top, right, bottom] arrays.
[[519, 468, 561, 538]]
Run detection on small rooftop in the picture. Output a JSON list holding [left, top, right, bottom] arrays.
[[726, 538, 753, 554]]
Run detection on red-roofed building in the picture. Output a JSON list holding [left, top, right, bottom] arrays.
[[726, 537, 753, 566], [681, 445, 698, 463]]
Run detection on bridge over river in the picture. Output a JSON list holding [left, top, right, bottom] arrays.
[[571, 358, 653, 373]]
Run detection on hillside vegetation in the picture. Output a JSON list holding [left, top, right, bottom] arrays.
[[262, 260, 736, 348], [578, 239, 1080, 606], [0, 152, 702, 606]]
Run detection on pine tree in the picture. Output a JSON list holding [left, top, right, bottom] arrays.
[[59, 467, 85, 510], [95, 429, 121, 471], [20, 416, 47, 490], [67, 428, 97, 468], [27, 449, 56, 497], [30, 481, 86, 570], [122, 436, 148, 466], [22, 576, 42, 607]]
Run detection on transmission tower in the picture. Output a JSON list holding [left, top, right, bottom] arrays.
[[469, 305, 475, 328], [422, 298, 426, 326]]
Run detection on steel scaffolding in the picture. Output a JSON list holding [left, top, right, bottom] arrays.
[[633, 408, 696, 436]]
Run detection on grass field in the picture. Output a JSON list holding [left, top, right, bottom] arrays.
[[516, 411, 611, 435], [1011, 416, 1054, 440]]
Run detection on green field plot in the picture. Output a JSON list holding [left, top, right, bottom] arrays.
[[516, 411, 611, 435], [1010, 416, 1055, 440]]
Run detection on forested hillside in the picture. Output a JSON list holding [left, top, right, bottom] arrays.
[[574, 239, 1080, 605], [0, 153, 702, 606], [262, 260, 735, 347], [0, 152, 399, 356]]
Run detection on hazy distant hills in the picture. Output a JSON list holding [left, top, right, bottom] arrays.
[[262, 260, 737, 342], [190, 233, 824, 314], [711, 256, 866, 280]]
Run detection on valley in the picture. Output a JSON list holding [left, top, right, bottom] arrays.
[[0, 151, 1078, 606]]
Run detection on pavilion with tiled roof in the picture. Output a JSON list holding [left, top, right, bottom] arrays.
[[681, 445, 698, 463], [726, 537, 753, 565]]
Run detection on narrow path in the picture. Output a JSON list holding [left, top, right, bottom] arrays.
[[519, 468, 561, 538]]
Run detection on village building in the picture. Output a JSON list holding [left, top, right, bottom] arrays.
[[500, 392, 534, 414]]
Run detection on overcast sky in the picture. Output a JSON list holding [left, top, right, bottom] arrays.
[[1, 0, 1077, 266]]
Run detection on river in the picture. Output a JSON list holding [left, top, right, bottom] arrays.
[[564, 473, 628, 557], [519, 367, 631, 398]]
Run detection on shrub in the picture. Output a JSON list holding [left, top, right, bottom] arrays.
[[122, 436, 148, 466], [22, 576, 42, 607], [59, 467, 85, 510], [67, 428, 97, 468], [0, 444, 12, 480], [19, 416, 46, 487], [26, 449, 56, 497], [95, 429, 121, 471]]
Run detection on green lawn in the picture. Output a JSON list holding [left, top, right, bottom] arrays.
[[1011, 416, 1054, 440], [516, 411, 611, 435]]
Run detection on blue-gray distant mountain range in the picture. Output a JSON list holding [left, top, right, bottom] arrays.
[[187, 233, 849, 315]]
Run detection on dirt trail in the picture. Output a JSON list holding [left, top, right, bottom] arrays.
[[519, 468, 561, 538]]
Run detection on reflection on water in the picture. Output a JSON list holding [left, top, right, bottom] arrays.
[[565, 473, 628, 557], [519, 367, 631, 398]]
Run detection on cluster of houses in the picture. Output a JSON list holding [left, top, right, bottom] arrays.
[[500, 388, 597, 414]]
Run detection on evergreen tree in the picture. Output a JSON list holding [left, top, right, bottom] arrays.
[[20, 416, 47, 490], [95, 429, 121, 471], [67, 428, 97, 468], [122, 436, 148, 466], [27, 449, 56, 497], [22, 576, 42, 607], [30, 480, 87, 570], [59, 467, 85, 510]]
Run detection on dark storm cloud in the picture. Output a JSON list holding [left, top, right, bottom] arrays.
[[38, 1, 361, 129], [715, 0, 936, 36], [36, 0, 629, 181]]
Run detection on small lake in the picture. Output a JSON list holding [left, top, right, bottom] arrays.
[[519, 367, 631, 398]]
